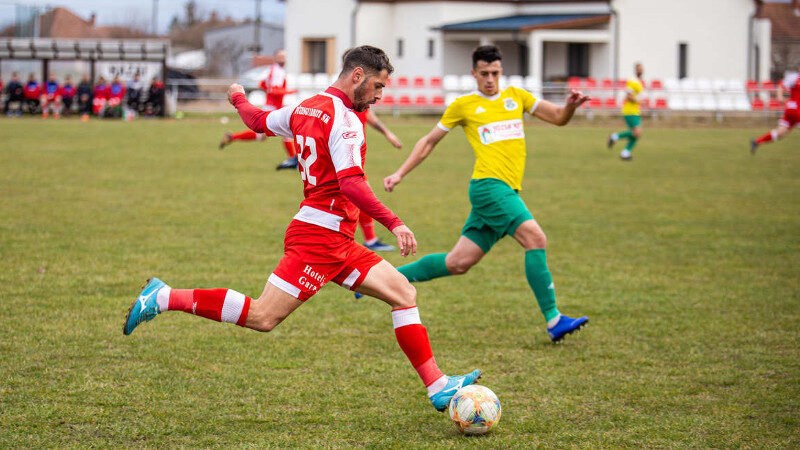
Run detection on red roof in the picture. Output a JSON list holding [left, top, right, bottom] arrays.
[[759, 2, 800, 39]]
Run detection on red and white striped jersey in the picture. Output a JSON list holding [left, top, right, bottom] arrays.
[[265, 87, 367, 238], [781, 72, 800, 109], [259, 64, 288, 110]]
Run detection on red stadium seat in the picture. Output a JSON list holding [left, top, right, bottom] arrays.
[[751, 98, 765, 110], [584, 78, 597, 88], [414, 95, 428, 105], [649, 79, 663, 89], [603, 97, 618, 109], [398, 95, 411, 106], [431, 95, 445, 106], [396, 77, 409, 87], [413, 77, 425, 88], [567, 77, 582, 89], [381, 95, 395, 106], [587, 97, 602, 109], [746, 80, 759, 91], [768, 99, 783, 110], [762, 80, 776, 92], [654, 98, 668, 109], [615, 79, 626, 88], [639, 98, 651, 109], [429, 77, 442, 88], [602, 79, 614, 90], [385, 78, 393, 88]]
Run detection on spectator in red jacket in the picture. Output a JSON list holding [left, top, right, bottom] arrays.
[[93, 76, 110, 116], [23, 73, 41, 114]]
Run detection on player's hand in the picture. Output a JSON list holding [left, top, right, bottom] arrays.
[[391, 225, 417, 257], [566, 89, 590, 109], [385, 131, 403, 149], [383, 172, 403, 192], [227, 84, 245, 104]]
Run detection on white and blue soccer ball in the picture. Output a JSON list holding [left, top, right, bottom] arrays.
[[448, 384, 502, 435]]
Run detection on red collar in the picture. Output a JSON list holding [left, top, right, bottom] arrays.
[[325, 86, 354, 109]]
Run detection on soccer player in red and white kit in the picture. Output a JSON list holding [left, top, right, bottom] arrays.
[[219, 49, 301, 170], [751, 64, 800, 153], [123, 46, 481, 412]]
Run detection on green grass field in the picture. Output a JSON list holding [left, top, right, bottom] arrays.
[[1, 115, 799, 447]]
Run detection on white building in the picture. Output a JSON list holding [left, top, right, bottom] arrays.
[[283, 0, 772, 83]]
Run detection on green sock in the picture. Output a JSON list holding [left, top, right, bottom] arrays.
[[524, 249, 560, 322], [617, 130, 633, 140], [625, 136, 638, 152], [397, 253, 451, 282]]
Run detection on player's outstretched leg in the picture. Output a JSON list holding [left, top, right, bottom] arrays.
[[123, 278, 257, 335], [751, 126, 787, 154], [276, 138, 299, 170], [359, 210, 395, 251], [219, 132, 233, 150], [515, 220, 588, 342], [355, 260, 481, 411]]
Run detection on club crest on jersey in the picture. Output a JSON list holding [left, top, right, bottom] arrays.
[[342, 130, 359, 139], [504, 98, 518, 111]]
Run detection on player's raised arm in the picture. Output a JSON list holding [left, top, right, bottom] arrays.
[[228, 83, 292, 137], [532, 89, 590, 126], [366, 109, 403, 149], [384, 125, 448, 192]]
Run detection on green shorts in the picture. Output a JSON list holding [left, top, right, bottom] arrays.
[[624, 114, 642, 129], [461, 178, 534, 253]]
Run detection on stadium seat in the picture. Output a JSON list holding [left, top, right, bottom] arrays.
[[654, 98, 668, 110], [459, 75, 476, 91], [285, 73, 297, 90], [313, 73, 329, 89], [664, 78, 680, 92], [381, 95, 396, 106], [296, 73, 314, 89], [768, 99, 783, 110], [586, 97, 602, 109], [429, 77, 442, 88], [649, 79, 663, 90], [701, 95, 716, 110], [414, 95, 428, 106], [443, 75, 459, 91], [523, 76, 541, 93], [733, 96, 752, 111], [615, 79, 626, 88], [762, 80, 776, 92], [398, 95, 411, 106], [746, 80, 759, 92], [639, 98, 651, 110], [385, 78, 393, 88], [727, 79, 745, 92], [669, 95, 686, 110], [431, 95, 445, 106], [585, 77, 597, 88], [686, 96, 702, 110], [567, 77, 582, 89], [445, 92, 459, 105], [499, 75, 508, 89], [602, 78, 614, 90], [396, 77, 409, 87], [508, 75, 523, 88], [413, 77, 425, 88], [751, 98, 765, 110], [603, 97, 617, 109], [680, 78, 697, 92], [712, 78, 727, 91]]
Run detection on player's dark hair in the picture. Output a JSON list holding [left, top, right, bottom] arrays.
[[472, 45, 502, 68], [340, 45, 394, 78]]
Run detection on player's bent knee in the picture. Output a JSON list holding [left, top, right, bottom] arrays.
[[394, 280, 417, 309]]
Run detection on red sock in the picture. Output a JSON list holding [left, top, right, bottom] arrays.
[[392, 306, 445, 387], [755, 131, 775, 145], [232, 130, 258, 141], [359, 210, 377, 242], [164, 288, 250, 326], [283, 139, 298, 157]]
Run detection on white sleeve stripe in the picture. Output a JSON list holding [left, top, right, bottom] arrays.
[[436, 122, 451, 132], [529, 98, 541, 115]]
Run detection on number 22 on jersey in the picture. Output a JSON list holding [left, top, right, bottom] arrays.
[[295, 135, 317, 185]]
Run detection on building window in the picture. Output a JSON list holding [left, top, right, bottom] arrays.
[[678, 42, 688, 79], [428, 39, 434, 58], [302, 38, 335, 74], [397, 38, 404, 58], [567, 43, 589, 78]]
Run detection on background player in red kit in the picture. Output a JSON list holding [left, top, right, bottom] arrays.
[[219, 49, 301, 170], [123, 45, 481, 412], [93, 76, 110, 116], [40, 73, 62, 118], [751, 64, 800, 153]]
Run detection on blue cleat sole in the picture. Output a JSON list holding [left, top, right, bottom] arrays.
[[549, 317, 588, 343]]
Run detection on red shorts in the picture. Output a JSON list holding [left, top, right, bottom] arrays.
[[779, 106, 799, 128], [268, 220, 383, 301]]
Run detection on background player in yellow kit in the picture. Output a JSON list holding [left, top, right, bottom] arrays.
[[383, 45, 590, 342], [607, 62, 645, 161]]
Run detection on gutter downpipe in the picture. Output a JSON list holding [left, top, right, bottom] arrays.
[[609, 0, 619, 82], [747, 1, 761, 80], [351, 0, 361, 47]]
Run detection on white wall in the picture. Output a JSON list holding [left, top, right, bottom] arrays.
[[543, 42, 568, 80], [284, 0, 354, 74], [614, 0, 757, 81]]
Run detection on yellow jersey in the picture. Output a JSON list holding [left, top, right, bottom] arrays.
[[621, 78, 644, 116], [437, 86, 540, 191]]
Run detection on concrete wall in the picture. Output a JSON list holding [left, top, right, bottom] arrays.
[[613, 0, 759, 81], [284, 0, 354, 74], [205, 23, 283, 77]]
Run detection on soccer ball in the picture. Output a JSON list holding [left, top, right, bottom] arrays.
[[448, 384, 501, 435]]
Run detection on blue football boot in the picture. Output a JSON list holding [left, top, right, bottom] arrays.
[[123, 278, 166, 335], [429, 369, 482, 412], [364, 239, 396, 252], [547, 314, 589, 343]]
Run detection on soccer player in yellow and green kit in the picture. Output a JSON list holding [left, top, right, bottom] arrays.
[[607, 62, 644, 161], [382, 45, 589, 342]]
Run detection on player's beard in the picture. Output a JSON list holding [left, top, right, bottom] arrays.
[[353, 80, 374, 112]]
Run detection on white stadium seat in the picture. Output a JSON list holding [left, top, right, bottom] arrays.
[[285, 73, 297, 90], [696, 79, 712, 92], [685, 95, 702, 110], [733, 96, 751, 111], [443, 75, 459, 91], [499, 75, 508, 89], [717, 96, 735, 111], [664, 78, 680, 92], [459, 75, 477, 91], [701, 95, 717, 110], [680, 78, 697, 92], [508, 75, 524, 88], [669, 94, 686, 110], [524, 76, 541, 95], [445, 92, 460, 106], [727, 79, 745, 92], [313, 73, 329, 89], [296, 73, 314, 89], [712, 78, 727, 92]]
